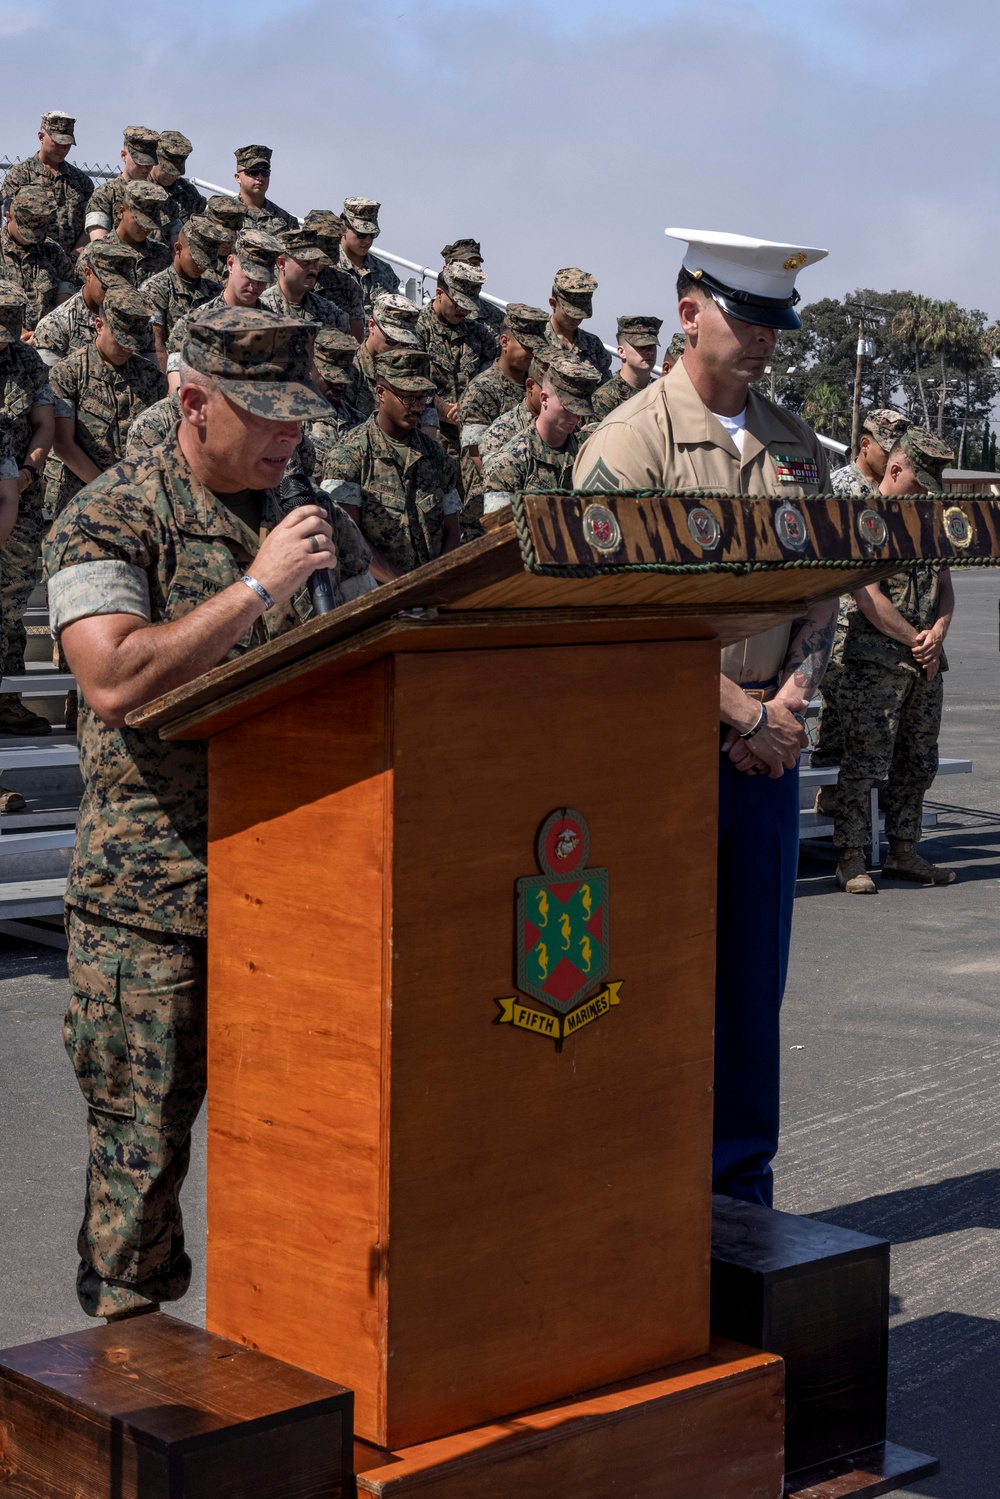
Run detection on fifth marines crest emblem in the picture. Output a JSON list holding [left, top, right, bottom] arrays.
[[495, 809, 622, 1048]]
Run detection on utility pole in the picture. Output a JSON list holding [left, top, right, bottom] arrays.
[[846, 302, 890, 458]]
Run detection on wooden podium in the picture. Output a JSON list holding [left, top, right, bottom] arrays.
[[132, 490, 1000, 1497]]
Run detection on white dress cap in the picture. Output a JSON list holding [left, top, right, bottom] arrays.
[[665, 228, 828, 328]]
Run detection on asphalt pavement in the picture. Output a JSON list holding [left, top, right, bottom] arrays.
[[1, 570, 998, 1494]]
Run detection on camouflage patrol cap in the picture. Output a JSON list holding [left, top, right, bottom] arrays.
[[181, 306, 331, 421], [99, 287, 153, 353], [302, 210, 346, 251], [863, 407, 909, 453], [664, 331, 686, 365], [897, 427, 954, 492], [502, 302, 548, 349], [235, 144, 272, 173], [440, 260, 486, 316], [123, 126, 160, 167], [10, 186, 56, 243], [183, 215, 231, 272], [375, 348, 436, 395], [545, 352, 602, 417], [617, 315, 662, 347], [373, 291, 421, 348], [342, 198, 381, 237], [441, 237, 483, 265], [234, 229, 281, 282], [123, 179, 169, 234], [552, 268, 598, 319], [314, 328, 359, 382], [0, 280, 28, 342], [276, 228, 329, 266], [206, 194, 246, 232], [78, 235, 141, 287], [157, 131, 193, 175], [40, 111, 75, 146], [528, 345, 555, 384]]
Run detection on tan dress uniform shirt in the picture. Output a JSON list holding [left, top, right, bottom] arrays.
[[573, 358, 830, 684]]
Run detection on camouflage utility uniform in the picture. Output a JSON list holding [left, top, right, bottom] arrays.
[[321, 415, 461, 573], [590, 371, 646, 422], [834, 564, 948, 852], [480, 397, 532, 459], [125, 391, 180, 458], [543, 320, 612, 381], [1, 155, 94, 253], [0, 227, 77, 332], [142, 265, 221, 341], [49, 344, 167, 512], [457, 360, 524, 539], [336, 245, 399, 322], [482, 423, 579, 510], [259, 282, 349, 332], [342, 341, 380, 421], [417, 302, 493, 463], [31, 290, 98, 367], [812, 462, 878, 777], [43, 427, 331, 1318], [316, 263, 364, 325], [239, 197, 297, 236], [0, 339, 54, 678]]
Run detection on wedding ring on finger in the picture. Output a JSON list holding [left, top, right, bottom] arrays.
[[310, 534, 320, 554]]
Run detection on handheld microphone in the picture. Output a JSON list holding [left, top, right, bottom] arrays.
[[279, 471, 337, 616]]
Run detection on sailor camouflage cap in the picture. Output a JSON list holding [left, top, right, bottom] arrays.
[[78, 235, 141, 286], [616, 314, 662, 346], [184, 215, 231, 271], [863, 407, 909, 452], [235, 144, 272, 172], [314, 327, 359, 379], [440, 260, 486, 316], [100, 287, 153, 351], [546, 352, 602, 417], [40, 111, 75, 145], [302, 210, 346, 248], [10, 186, 56, 242], [205, 195, 246, 231], [502, 302, 549, 348], [123, 126, 160, 166], [0, 281, 28, 342], [374, 348, 436, 394], [667, 227, 828, 331], [181, 306, 331, 421], [898, 426, 953, 492], [342, 197, 381, 236], [276, 228, 329, 266], [234, 229, 281, 282], [552, 267, 598, 319], [441, 237, 482, 264], [373, 291, 421, 347], [157, 130, 193, 174], [123, 179, 169, 234]]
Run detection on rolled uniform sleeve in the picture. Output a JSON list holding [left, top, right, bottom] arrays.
[[48, 358, 78, 422], [43, 477, 160, 638], [481, 444, 520, 513], [47, 558, 151, 635]]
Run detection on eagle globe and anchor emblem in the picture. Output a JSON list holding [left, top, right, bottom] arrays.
[[494, 809, 622, 1049]]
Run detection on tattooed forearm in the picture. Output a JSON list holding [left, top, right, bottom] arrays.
[[780, 600, 838, 695]]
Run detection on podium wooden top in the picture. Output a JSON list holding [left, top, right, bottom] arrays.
[[130, 490, 1000, 740]]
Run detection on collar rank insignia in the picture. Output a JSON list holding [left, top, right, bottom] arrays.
[[495, 808, 622, 1050], [774, 455, 819, 486]]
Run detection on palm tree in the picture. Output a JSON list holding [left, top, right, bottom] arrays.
[[921, 301, 967, 435], [803, 383, 844, 440], [892, 296, 934, 427]]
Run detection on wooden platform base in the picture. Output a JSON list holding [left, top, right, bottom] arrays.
[[785, 1440, 940, 1498], [354, 1337, 783, 1498], [0, 1312, 353, 1498]]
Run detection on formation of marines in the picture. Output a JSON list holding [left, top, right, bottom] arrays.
[[0, 110, 961, 1320]]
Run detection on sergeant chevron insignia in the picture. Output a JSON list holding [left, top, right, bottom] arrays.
[[579, 457, 621, 492], [494, 809, 623, 1050]]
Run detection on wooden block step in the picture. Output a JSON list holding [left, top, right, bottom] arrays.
[[0, 1311, 353, 1498], [354, 1338, 783, 1498], [785, 1439, 939, 1497]]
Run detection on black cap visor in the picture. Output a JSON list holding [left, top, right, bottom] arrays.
[[695, 269, 802, 331]]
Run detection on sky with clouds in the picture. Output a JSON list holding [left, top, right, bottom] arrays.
[[1, 0, 994, 350]]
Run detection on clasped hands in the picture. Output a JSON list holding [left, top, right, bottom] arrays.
[[911, 625, 943, 679], [723, 689, 809, 779]]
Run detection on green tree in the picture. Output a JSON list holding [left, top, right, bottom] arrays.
[[891, 295, 934, 427]]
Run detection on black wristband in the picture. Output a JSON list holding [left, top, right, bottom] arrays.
[[740, 700, 768, 740]]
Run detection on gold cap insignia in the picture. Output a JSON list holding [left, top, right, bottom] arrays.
[[783, 253, 808, 271], [692, 268, 704, 279]]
